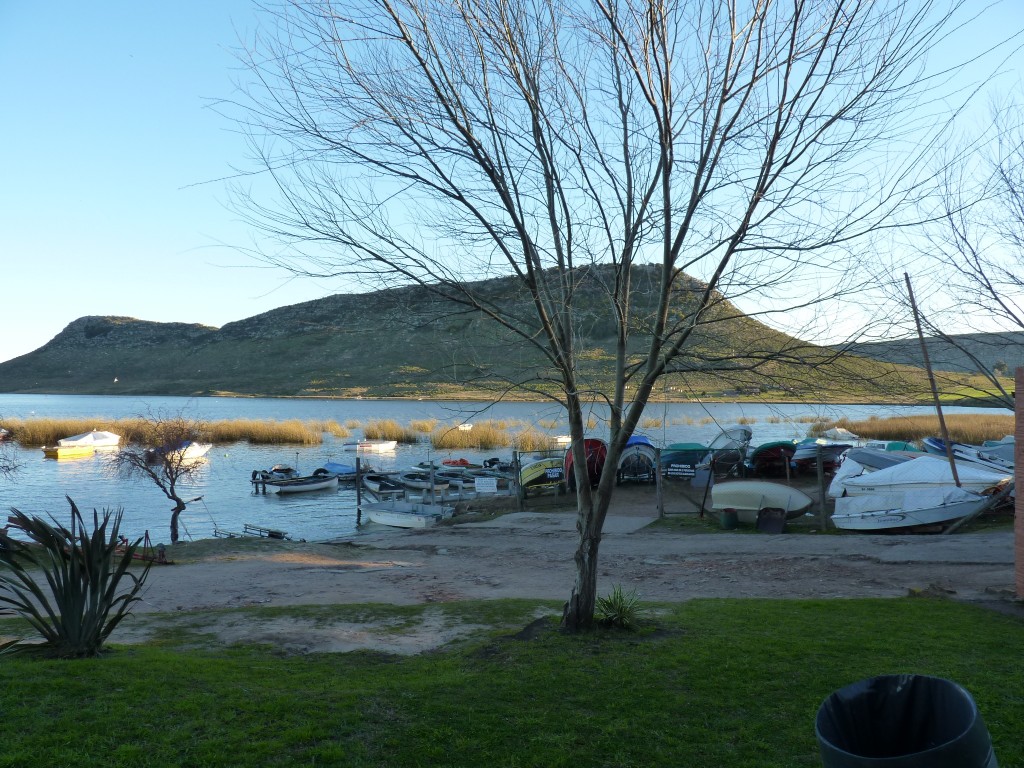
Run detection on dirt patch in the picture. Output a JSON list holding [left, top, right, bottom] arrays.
[[106, 483, 1023, 654]]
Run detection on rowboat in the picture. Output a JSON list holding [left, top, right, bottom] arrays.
[[398, 470, 449, 492], [616, 435, 658, 484], [362, 472, 405, 494], [260, 471, 339, 494], [342, 440, 398, 452], [362, 500, 454, 528], [710, 480, 814, 524]]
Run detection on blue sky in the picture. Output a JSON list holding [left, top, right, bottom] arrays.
[[1, 2, 1023, 366], [1, 0, 343, 364]]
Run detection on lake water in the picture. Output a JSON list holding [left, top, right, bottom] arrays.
[[0, 394, 1007, 544]]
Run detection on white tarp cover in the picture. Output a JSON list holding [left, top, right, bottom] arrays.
[[834, 486, 983, 515], [57, 430, 120, 448], [837, 456, 1009, 495]]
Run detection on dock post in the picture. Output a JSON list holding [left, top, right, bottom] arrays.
[[356, 457, 362, 524]]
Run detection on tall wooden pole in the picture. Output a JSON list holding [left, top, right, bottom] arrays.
[[1015, 369, 1023, 598], [905, 273, 961, 488]]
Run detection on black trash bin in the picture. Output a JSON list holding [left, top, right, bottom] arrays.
[[815, 674, 997, 767]]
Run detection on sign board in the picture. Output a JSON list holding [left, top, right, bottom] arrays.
[[474, 476, 499, 494]]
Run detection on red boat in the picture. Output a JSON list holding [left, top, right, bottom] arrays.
[[564, 438, 608, 490]]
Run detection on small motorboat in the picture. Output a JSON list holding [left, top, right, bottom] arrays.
[[319, 461, 358, 481], [520, 456, 565, 490], [43, 429, 122, 459], [145, 440, 212, 465], [616, 435, 658, 484], [564, 438, 608, 490], [362, 500, 454, 528], [746, 440, 798, 476], [831, 487, 998, 532], [251, 464, 300, 483], [790, 438, 852, 474]]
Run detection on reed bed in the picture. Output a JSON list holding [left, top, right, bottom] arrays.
[[537, 418, 561, 430], [511, 427, 557, 452], [344, 419, 361, 429], [363, 419, 422, 444], [409, 418, 439, 433], [640, 417, 663, 429], [430, 420, 512, 450], [311, 420, 350, 438], [829, 414, 1015, 445], [736, 416, 757, 425], [0, 417, 340, 446], [0, 417, 124, 447]]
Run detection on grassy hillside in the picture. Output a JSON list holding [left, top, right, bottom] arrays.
[[0, 267, 1008, 403]]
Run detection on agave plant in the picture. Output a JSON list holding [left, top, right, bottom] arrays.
[[595, 584, 644, 631], [0, 496, 151, 657]]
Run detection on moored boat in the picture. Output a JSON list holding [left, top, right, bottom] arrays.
[[44, 429, 122, 458], [833, 455, 1010, 497], [343, 439, 398, 452], [260, 471, 339, 494], [398, 470, 449, 492], [362, 472, 405, 495], [146, 440, 212, 465]]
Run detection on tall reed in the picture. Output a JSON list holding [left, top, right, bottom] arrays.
[[363, 419, 421, 444], [0, 417, 335, 446], [831, 414, 1014, 446], [640, 417, 663, 429], [430, 420, 512, 450], [410, 419, 439, 433]]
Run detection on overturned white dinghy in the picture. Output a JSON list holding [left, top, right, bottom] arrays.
[[831, 487, 994, 532], [710, 480, 814, 524]]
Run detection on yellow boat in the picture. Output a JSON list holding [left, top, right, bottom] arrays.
[[42, 444, 97, 459], [520, 456, 565, 488]]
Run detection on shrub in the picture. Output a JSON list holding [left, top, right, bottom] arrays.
[[595, 585, 644, 631], [0, 497, 151, 658]]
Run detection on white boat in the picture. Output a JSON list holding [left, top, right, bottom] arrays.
[[342, 440, 398, 452], [831, 487, 994, 532], [834, 456, 1010, 497], [146, 440, 212, 465], [57, 430, 121, 449], [710, 480, 814, 524], [261, 472, 339, 494], [363, 500, 454, 528]]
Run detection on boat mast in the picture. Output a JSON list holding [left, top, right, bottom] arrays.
[[904, 273, 961, 488]]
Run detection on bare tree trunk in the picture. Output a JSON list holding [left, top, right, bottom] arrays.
[[169, 500, 186, 545]]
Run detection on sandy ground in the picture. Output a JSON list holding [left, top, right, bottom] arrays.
[[105, 484, 1023, 654]]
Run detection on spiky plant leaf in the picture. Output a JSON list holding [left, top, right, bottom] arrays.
[[0, 496, 151, 657]]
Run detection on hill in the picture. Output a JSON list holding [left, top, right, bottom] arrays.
[[842, 332, 1024, 375], [0, 268, 1002, 403]]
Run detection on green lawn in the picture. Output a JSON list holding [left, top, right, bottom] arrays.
[[0, 598, 1021, 767]]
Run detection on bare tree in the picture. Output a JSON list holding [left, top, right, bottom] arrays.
[[110, 415, 208, 545], [230, 0, 969, 630], [903, 97, 1024, 408]]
